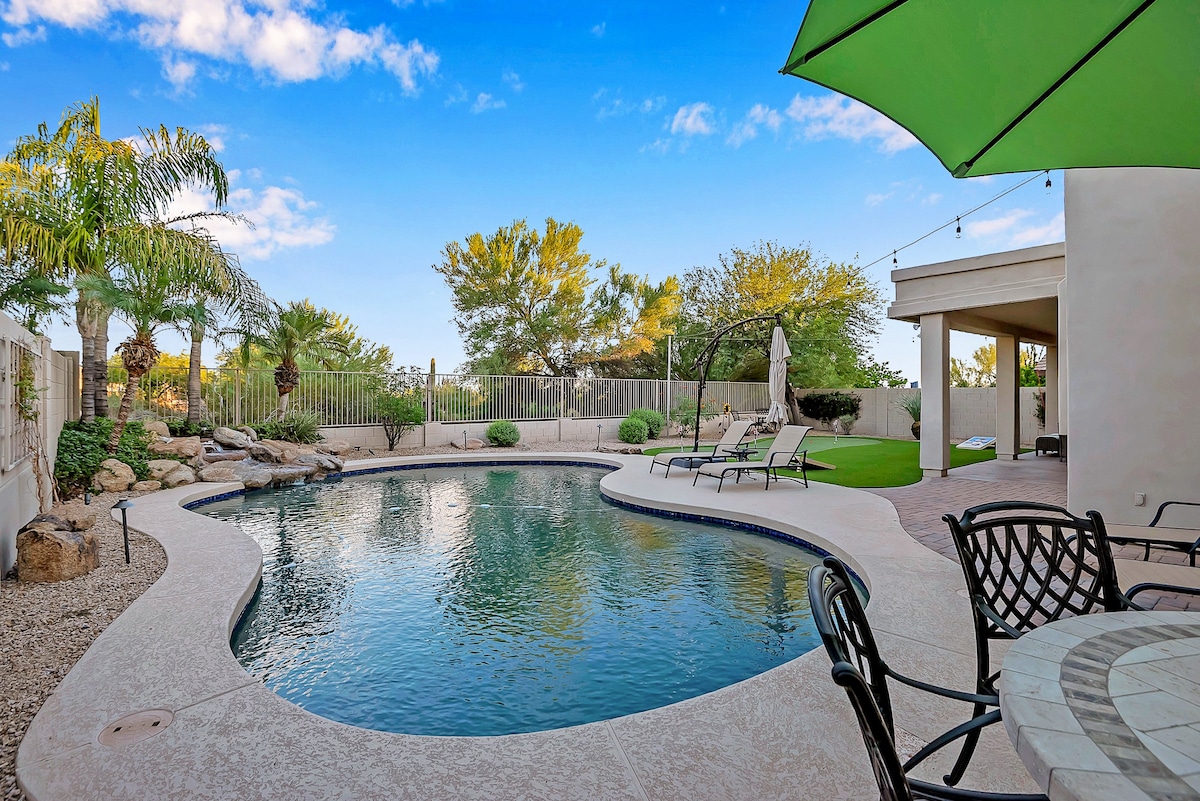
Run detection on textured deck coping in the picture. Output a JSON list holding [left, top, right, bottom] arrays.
[[17, 452, 1034, 800]]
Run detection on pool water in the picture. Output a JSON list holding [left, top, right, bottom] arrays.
[[205, 465, 823, 736]]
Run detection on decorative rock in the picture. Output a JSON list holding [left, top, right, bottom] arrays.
[[147, 459, 184, 481], [450, 438, 486, 450], [247, 441, 284, 464], [148, 436, 203, 459], [232, 462, 275, 489], [268, 464, 318, 486], [260, 439, 301, 463], [238, 426, 259, 442], [132, 480, 161, 492], [202, 449, 249, 463], [198, 466, 241, 484], [161, 464, 196, 488], [315, 439, 352, 456], [93, 459, 136, 492], [213, 426, 253, 450], [16, 526, 100, 582], [297, 453, 344, 472], [142, 420, 171, 438], [296, 444, 317, 456], [28, 513, 71, 531], [62, 510, 97, 531]]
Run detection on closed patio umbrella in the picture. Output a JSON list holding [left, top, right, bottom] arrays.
[[766, 325, 791, 428], [782, 1, 1200, 177]]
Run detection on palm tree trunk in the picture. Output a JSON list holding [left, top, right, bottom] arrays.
[[107, 373, 139, 453], [76, 300, 96, 423], [187, 322, 204, 425], [94, 311, 110, 418], [276, 390, 291, 418]]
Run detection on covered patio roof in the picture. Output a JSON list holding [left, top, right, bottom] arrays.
[[888, 242, 1063, 346]]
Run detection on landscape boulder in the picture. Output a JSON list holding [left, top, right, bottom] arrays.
[[315, 439, 352, 456], [198, 465, 241, 484], [26, 514, 71, 532], [450, 438, 486, 450], [148, 436, 203, 460], [247, 441, 284, 464], [231, 461, 275, 489], [213, 426, 253, 450], [132, 480, 161, 492], [147, 459, 184, 482], [62, 510, 96, 531], [297, 453, 344, 472], [268, 464, 318, 486], [93, 459, 136, 493], [202, 449, 249, 463], [17, 526, 100, 582], [142, 420, 171, 438], [238, 426, 259, 441], [161, 464, 196, 488]]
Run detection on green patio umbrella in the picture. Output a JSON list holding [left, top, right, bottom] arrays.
[[781, 0, 1200, 177]]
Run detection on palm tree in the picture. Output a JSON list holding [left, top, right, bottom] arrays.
[[8, 98, 231, 421], [247, 300, 349, 418]]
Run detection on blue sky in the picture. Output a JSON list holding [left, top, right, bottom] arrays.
[[2, 0, 1065, 381]]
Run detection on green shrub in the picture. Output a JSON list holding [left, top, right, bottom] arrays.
[[892, 393, 921, 422], [250, 410, 323, 444], [798, 391, 863, 428], [164, 418, 213, 439], [618, 416, 649, 444], [629, 408, 665, 439], [376, 391, 426, 450], [55, 418, 152, 497], [486, 420, 520, 446]]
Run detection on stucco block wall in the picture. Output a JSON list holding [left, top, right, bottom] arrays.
[[1065, 168, 1200, 524], [0, 313, 75, 573]]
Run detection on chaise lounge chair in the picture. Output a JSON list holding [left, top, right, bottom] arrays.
[[1104, 500, 1200, 566], [649, 420, 753, 477], [692, 424, 811, 492]]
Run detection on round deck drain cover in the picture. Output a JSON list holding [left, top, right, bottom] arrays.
[[98, 709, 174, 747]]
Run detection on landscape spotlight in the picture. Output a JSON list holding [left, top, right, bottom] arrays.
[[113, 498, 134, 564]]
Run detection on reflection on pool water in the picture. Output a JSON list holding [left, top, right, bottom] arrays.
[[204, 465, 823, 736]]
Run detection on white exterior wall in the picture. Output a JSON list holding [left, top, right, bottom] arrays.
[[0, 313, 76, 573], [1064, 168, 1200, 523]]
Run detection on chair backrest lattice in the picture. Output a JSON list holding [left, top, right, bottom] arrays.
[[809, 558, 895, 735], [944, 502, 1129, 642]]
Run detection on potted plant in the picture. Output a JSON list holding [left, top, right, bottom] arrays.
[[894, 393, 921, 440]]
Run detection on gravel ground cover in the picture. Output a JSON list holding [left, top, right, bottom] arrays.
[[1, 490, 167, 801]]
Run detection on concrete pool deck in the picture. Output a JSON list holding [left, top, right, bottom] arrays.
[[16, 452, 1039, 800]]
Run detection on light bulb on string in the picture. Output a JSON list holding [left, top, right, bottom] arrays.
[[955, 217, 961, 239], [892, 250, 898, 267], [1045, 171, 1052, 193]]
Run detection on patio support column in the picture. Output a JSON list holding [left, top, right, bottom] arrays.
[[919, 313, 950, 477], [996, 335, 1020, 460], [1044, 345, 1059, 433]]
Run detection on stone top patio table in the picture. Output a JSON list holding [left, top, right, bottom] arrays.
[[999, 610, 1200, 801]]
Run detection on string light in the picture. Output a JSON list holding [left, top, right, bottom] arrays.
[[863, 170, 1052, 270], [955, 216, 961, 239]]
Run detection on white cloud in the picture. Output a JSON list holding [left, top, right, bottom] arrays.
[[168, 172, 335, 261], [502, 69, 523, 92], [1, 0, 439, 90], [1009, 211, 1064, 247], [922, 192, 942, 206], [785, 93, 918, 154], [865, 192, 892, 207], [591, 22, 605, 37], [965, 208, 1034, 239], [726, 103, 782, 147], [471, 92, 505, 114], [444, 82, 468, 106], [161, 53, 196, 91], [670, 102, 714, 136], [197, 123, 227, 152], [1, 23, 44, 45]]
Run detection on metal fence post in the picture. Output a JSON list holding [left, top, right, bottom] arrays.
[[234, 369, 243, 427]]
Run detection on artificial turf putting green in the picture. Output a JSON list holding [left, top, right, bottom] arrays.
[[644, 436, 1004, 489]]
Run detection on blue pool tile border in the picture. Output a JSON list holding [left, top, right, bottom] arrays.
[[183, 488, 246, 509]]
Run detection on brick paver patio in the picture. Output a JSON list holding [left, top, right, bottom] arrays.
[[868, 452, 1200, 611]]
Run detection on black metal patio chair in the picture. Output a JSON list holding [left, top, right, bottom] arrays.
[[809, 557, 1045, 800], [940, 502, 1134, 786]]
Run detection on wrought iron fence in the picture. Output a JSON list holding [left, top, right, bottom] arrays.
[[107, 367, 771, 428], [6, 339, 39, 469]]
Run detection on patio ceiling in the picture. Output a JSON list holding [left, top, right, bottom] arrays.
[[888, 242, 1063, 345]]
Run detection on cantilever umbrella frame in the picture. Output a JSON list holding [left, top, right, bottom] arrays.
[[781, 0, 1200, 178]]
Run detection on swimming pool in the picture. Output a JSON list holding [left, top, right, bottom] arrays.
[[203, 464, 824, 736]]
